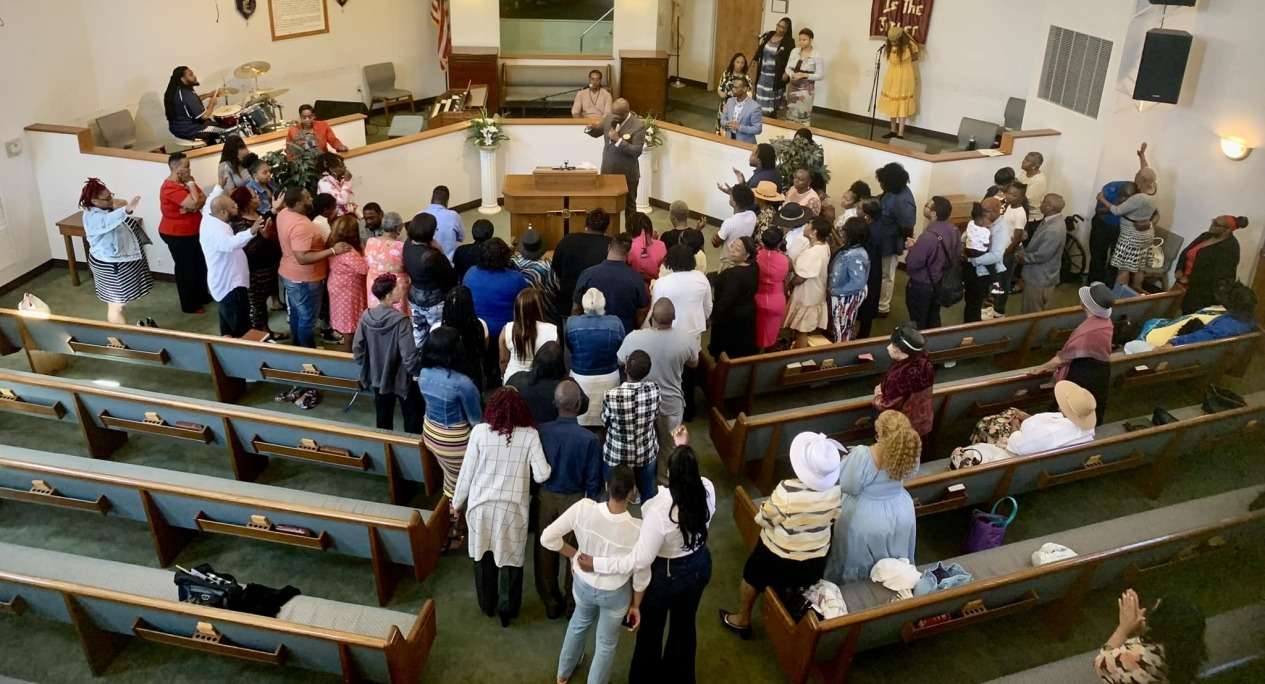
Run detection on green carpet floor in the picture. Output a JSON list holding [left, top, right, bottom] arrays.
[[1, 244, 1262, 682]]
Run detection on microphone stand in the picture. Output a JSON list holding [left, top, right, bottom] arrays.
[[868, 43, 885, 141], [523, 87, 587, 118]]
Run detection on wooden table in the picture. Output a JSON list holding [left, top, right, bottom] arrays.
[[56, 201, 137, 287], [502, 174, 627, 250]]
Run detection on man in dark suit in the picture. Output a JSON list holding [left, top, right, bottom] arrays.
[[584, 98, 645, 225]]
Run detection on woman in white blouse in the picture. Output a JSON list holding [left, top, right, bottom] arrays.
[[578, 427, 715, 684], [453, 387, 552, 627], [784, 28, 826, 126], [543, 465, 650, 684], [501, 287, 559, 382]]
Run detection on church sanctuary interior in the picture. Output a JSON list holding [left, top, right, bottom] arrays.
[[3, 0, 1265, 682]]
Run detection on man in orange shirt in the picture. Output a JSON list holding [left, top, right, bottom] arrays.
[[286, 104, 349, 153], [276, 187, 348, 347]]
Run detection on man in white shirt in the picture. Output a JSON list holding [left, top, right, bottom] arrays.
[[571, 69, 613, 121], [200, 193, 261, 337], [1015, 152, 1048, 223], [712, 184, 758, 270], [1007, 381, 1097, 456]]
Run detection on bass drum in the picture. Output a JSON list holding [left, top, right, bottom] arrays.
[[240, 104, 274, 136], [211, 103, 243, 130]]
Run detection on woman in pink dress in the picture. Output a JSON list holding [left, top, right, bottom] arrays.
[[627, 212, 667, 284], [364, 212, 410, 315], [754, 227, 791, 351], [326, 215, 368, 337]]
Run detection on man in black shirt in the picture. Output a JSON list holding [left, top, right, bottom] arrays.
[[452, 219, 493, 281], [572, 233, 649, 334], [164, 66, 226, 141], [552, 208, 613, 317]]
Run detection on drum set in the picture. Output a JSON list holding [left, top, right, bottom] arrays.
[[210, 61, 294, 138]]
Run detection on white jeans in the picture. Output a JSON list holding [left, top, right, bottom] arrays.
[[878, 255, 900, 313]]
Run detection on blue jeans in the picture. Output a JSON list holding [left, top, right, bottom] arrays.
[[605, 462, 656, 502], [280, 276, 324, 348], [629, 547, 712, 684], [557, 576, 631, 684]]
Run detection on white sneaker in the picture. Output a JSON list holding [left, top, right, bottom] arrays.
[[980, 307, 996, 320]]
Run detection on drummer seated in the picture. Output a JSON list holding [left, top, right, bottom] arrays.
[[286, 104, 348, 153], [164, 66, 226, 142]]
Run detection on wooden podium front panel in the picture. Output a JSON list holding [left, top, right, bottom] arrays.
[[450, 47, 499, 112], [503, 175, 628, 250], [619, 50, 669, 116]]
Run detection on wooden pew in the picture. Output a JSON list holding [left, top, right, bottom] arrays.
[[729, 486, 1264, 684], [0, 445, 449, 606], [710, 330, 1261, 493], [0, 542, 436, 682], [0, 368, 439, 504], [735, 395, 1265, 548], [702, 291, 1181, 416], [0, 309, 362, 403]]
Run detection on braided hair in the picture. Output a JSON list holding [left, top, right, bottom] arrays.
[[79, 178, 110, 210], [163, 66, 189, 122], [483, 387, 536, 444]]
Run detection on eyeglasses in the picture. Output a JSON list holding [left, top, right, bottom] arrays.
[[94, 193, 114, 203]]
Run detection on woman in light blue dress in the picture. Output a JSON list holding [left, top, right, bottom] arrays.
[[824, 410, 920, 584]]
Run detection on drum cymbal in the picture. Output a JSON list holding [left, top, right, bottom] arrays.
[[200, 87, 239, 98], [258, 88, 290, 99], [234, 60, 272, 79], [213, 103, 244, 117]]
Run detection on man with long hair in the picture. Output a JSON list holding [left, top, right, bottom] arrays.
[[164, 66, 226, 141]]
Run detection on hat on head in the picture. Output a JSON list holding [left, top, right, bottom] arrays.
[[789, 432, 844, 492], [752, 180, 784, 203], [890, 323, 925, 356], [773, 202, 810, 228], [1054, 381, 1097, 431], [519, 228, 546, 260], [1078, 282, 1115, 318], [887, 25, 905, 41]]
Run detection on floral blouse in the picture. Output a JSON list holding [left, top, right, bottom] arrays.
[[317, 174, 358, 217], [1094, 638, 1168, 683]]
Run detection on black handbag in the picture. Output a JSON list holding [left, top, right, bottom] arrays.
[[933, 235, 964, 307], [1202, 386, 1246, 414], [1151, 407, 1179, 425], [174, 564, 244, 610]]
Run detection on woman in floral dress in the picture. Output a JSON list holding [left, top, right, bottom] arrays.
[[715, 53, 749, 134], [364, 212, 410, 315]]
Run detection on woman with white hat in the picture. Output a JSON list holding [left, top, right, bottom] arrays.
[[719, 432, 843, 639], [824, 410, 921, 584]]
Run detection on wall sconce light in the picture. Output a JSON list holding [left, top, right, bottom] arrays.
[[1220, 138, 1252, 161]]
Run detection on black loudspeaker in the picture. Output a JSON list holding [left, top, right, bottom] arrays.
[[313, 100, 369, 121], [1148, 0, 1196, 5], [1133, 29, 1192, 104]]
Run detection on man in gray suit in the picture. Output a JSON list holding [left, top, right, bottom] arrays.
[[719, 76, 763, 144], [584, 98, 645, 225]]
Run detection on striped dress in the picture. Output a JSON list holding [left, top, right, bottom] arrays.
[[755, 39, 785, 115], [83, 208, 154, 305]]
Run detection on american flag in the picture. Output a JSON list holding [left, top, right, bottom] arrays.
[[431, 0, 452, 72]]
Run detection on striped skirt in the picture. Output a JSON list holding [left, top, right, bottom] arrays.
[[423, 417, 472, 497], [88, 253, 153, 304]]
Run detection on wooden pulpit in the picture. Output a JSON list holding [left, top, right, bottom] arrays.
[[502, 168, 628, 250]]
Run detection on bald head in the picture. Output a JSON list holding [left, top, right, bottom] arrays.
[[553, 379, 584, 416], [210, 195, 238, 220], [612, 98, 631, 124], [1040, 193, 1065, 218], [651, 298, 676, 328]]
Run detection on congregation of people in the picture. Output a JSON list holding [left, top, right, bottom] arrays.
[[69, 51, 1260, 683]]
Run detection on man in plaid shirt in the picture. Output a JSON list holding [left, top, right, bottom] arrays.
[[602, 350, 661, 501]]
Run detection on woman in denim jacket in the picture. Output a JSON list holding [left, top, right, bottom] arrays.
[[419, 326, 484, 550], [828, 218, 871, 342], [79, 178, 152, 324]]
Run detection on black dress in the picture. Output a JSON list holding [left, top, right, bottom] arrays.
[[1178, 233, 1240, 314], [709, 264, 760, 360]]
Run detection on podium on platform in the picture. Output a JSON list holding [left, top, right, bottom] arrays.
[[502, 168, 628, 250]]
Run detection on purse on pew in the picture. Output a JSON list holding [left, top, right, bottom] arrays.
[[1203, 386, 1246, 414], [911, 562, 973, 597], [175, 563, 301, 618], [964, 497, 1018, 552]]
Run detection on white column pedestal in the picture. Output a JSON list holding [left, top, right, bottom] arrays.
[[478, 146, 502, 215], [636, 148, 653, 214]]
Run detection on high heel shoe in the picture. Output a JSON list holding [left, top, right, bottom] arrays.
[[719, 609, 752, 640]]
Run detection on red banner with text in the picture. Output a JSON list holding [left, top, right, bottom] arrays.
[[870, 0, 936, 44]]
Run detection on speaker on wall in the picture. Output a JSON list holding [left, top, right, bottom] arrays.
[[1148, 0, 1196, 6], [1133, 29, 1192, 105]]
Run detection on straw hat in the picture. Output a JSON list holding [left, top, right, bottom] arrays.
[[1054, 381, 1097, 431], [752, 180, 784, 203], [887, 26, 905, 41]]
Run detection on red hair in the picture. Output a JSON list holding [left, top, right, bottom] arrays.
[[79, 178, 110, 210], [483, 387, 535, 443]]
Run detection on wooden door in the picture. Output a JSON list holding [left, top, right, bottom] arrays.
[[710, 0, 766, 90]]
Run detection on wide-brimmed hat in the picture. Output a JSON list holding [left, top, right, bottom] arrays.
[[1078, 282, 1115, 318], [752, 180, 784, 203], [789, 432, 844, 492], [887, 25, 905, 41], [1054, 381, 1097, 431], [773, 202, 810, 228], [519, 228, 546, 260]]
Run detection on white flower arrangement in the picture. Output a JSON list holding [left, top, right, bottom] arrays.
[[467, 109, 509, 148], [643, 113, 666, 149]]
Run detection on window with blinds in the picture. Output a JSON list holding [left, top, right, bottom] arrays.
[[1038, 26, 1113, 119]]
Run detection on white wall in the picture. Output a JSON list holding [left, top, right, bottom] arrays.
[[758, 0, 1041, 136], [614, 0, 662, 52], [678, 0, 716, 85], [1089, 0, 1265, 284], [452, 0, 502, 48]]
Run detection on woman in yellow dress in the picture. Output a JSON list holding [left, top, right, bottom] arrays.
[[879, 26, 921, 140]]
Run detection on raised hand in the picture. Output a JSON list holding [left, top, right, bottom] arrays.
[[126, 196, 141, 212]]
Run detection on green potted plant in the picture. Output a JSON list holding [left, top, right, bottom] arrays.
[[262, 142, 321, 195], [770, 135, 831, 191]]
